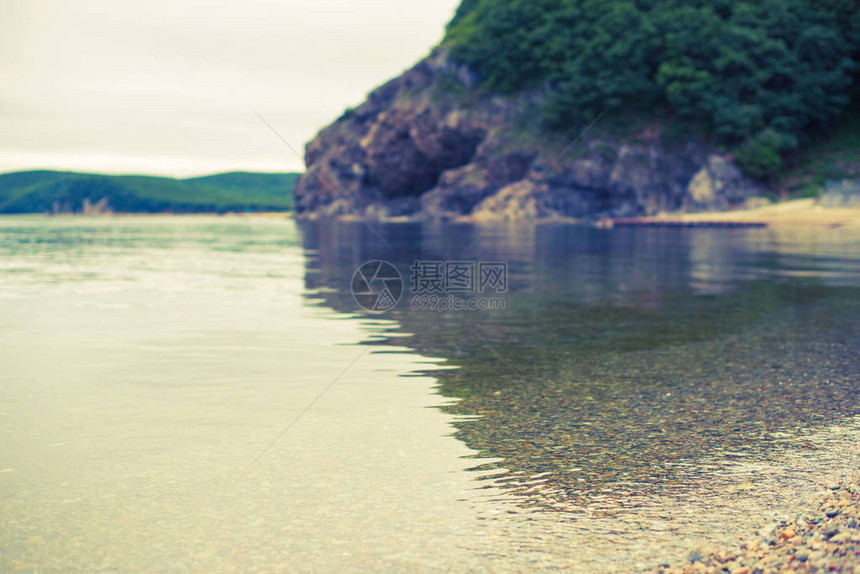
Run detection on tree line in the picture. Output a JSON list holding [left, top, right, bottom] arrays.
[[445, 0, 860, 178]]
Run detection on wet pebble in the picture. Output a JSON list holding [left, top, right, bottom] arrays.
[[652, 478, 860, 574]]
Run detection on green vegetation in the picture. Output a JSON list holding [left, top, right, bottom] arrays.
[[780, 99, 860, 196], [445, 0, 860, 179], [734, 129, 785, 180], [0, 171, 299, 214]]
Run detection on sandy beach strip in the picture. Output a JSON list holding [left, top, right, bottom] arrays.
[[656, 199, 860, 229]]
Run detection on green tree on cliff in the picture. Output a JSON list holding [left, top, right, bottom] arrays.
[[445, 0, 860, 178]]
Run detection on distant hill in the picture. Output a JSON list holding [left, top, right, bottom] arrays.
[[0, 170, 300, 214]]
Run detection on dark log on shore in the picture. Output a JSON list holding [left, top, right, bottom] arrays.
[[596, 218, 768, 229]]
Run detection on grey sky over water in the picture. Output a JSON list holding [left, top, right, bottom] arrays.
[[0, 0, 459, 176]]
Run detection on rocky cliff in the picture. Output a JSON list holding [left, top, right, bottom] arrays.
[[294, 50, 762, 222]]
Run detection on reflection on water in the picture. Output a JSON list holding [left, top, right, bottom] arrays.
[[1, 216, 859, 571], [301, 221, 860, 512]]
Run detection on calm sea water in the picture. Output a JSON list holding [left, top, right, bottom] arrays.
[[1, 216, 859, 572]]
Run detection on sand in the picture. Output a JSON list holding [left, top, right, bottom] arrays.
[[658, 199, 860, 229]]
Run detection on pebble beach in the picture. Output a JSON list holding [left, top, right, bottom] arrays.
[[657, 478, 860, 573]]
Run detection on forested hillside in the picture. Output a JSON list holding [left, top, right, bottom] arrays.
[[446, 0, 860, 178], [0, 171, 298, 214]]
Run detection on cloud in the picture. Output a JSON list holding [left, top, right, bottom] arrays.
[[0, 0, 460, 176]]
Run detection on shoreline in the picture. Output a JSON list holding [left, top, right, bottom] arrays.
[[0, 211, 293, 218], [2, 199, 858, 228], [651, 416, 860, 573], [653, 199, 860, 230], [658, 479, 860, 573], [301, 198, 860, 228]]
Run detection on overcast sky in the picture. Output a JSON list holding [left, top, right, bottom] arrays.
[[0, 0, 460, 176]]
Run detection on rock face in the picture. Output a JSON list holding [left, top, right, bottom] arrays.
[[294, 50, 762, 221]]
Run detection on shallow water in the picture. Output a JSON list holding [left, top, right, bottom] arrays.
[[1, 216, 859, 572]]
